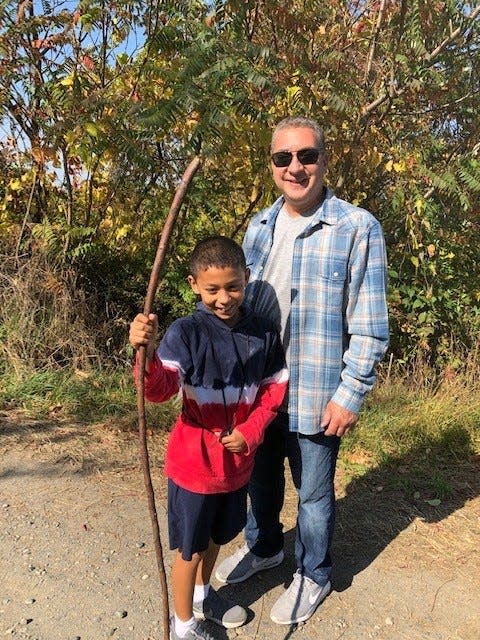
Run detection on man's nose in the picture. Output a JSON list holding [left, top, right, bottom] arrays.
[[288, 155, 305, 172]]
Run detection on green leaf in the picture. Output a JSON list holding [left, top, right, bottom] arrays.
[[425, 499, 441, 506]]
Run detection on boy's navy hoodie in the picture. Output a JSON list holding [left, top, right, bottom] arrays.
[[134, 302, 288, 494]]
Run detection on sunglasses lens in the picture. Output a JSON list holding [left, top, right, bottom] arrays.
[[271, 152, 292, 167], [297, 149, 320, 164], [271, 149, 320, 167]]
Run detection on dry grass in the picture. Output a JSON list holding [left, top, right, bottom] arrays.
[[0, 248, 108, 375]]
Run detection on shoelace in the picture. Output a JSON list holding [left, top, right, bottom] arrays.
[[286, 572, 304, 600], [191, 621, 216, 640]]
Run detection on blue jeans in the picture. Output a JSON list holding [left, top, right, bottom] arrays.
[[246, 412, 340, 586]]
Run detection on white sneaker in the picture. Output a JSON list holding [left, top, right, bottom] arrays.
[[270, 571, 331, 625], [214, 544, 284, 584], [192, 587, 247, 628], [169, 617, 218, 640]]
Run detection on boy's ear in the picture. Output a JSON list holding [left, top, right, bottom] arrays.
[[245, 267, 250, 284], [187, 275, 200, 294]]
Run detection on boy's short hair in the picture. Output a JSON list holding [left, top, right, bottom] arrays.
[[189, 236, 246, 277]]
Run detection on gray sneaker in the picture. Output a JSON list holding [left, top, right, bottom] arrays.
[[214, 543, 284, 584], [193, 587, 247, 628], [169, 617, 218, 640], [270, 571, 331, 625]]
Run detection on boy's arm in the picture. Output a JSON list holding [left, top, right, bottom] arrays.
[[129, 313, 158, 369], [233, 329, 288, 454], [130, 313, 182, 403], [133, 350, 181, 403], [232, 374, 288, 454]]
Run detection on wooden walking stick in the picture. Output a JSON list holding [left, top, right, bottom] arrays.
[[136, 156, 202, 640]]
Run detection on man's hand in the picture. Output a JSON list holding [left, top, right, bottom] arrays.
[[321, 400, 358, 437], [219, 428, 247, 453], [129, 313, 158, 361]]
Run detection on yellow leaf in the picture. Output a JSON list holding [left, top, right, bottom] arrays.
[[100, 218, 113, 230], [414, 198, 425, 214], [393, 160, 406, 172], [115, 224, 131, 240], [84, 122, 98, 138], [64, 131, 77, 145], [286, 86, 301, 99], [352, 192, 366, 206], [60, 75, 74, 87], [9, 179, 22, 191], [385, 160, 393, 172], [427, 244, 436, 257]]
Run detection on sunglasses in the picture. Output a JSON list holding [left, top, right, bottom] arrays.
[[271, 147, 321, 168]]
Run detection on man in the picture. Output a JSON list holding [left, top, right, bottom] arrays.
[[215, 116, 389, 625]]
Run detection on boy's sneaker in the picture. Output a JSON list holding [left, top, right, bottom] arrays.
[[193, 588, 247, 628], [214, 544, 284, 584], [169, 617, 217, 640], [270, 571, 331, 625]]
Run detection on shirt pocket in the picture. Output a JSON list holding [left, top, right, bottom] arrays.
[[318, 260, 348, 283], [315, 260, 348, 313]]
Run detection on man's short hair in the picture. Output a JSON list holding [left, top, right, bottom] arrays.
[[271, 116, 325, 154], [189, 236, 246, 277]]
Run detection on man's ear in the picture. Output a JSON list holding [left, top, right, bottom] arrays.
[[245, 268, 250, 284], [187, 274, 199, 294]]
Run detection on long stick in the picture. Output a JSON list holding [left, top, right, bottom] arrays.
[[136, 156, 202, 640]]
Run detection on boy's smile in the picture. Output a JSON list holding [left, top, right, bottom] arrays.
[[188, 266, 249, 326]]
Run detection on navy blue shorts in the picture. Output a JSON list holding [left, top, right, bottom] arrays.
[[167, 479, 247, 561]]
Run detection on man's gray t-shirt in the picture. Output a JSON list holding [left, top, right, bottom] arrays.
[[255, 205, 313, 367]]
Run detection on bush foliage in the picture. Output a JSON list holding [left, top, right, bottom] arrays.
[[1, 0, 479, 376]]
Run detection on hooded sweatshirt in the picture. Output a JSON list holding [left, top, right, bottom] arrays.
[[134, 303, 288, 494]]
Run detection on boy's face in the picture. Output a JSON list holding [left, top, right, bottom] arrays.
[[188, 266, 249, 326]]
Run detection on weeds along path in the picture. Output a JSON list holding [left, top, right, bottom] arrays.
[[1, 411, 479, 640]]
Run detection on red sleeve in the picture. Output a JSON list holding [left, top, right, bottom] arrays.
[[133, 351, 181, 403], [235, 376, 288, 455]]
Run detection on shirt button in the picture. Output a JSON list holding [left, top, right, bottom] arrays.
[[333, 271, 339, 276]]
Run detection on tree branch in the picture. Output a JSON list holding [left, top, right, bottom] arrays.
[[425, 5, 480, 61], [361, 4, 480, 119], [364, 0, 387, 86]]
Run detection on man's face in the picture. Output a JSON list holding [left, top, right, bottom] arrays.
[[270, 126, 327, 215]]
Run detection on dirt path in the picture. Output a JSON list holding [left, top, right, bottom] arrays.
[[1, 412, 479, 640]]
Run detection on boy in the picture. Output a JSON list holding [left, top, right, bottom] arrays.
[[129, 236, 288, 640]]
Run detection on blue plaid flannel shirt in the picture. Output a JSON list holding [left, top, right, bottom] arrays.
[[243, 188, 389, 434]]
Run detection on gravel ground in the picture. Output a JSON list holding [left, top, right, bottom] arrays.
[[1, 413, 479, 640]]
